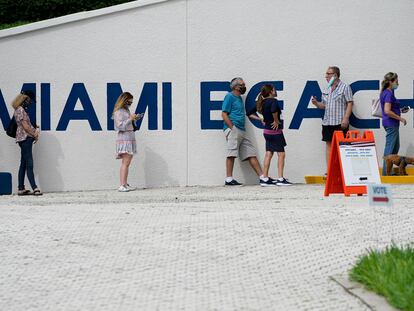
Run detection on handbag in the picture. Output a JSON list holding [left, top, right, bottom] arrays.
[[371, 98, 382, 118], [6, 117, 17, 138]]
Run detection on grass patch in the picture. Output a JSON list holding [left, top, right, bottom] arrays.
[[0, 21, 33, 30], [349, 244, 414, 311]]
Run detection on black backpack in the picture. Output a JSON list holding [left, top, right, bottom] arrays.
[[6, 117, 17, 138]]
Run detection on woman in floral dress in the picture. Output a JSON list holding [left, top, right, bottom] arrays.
[[113, 92, 142, 192]]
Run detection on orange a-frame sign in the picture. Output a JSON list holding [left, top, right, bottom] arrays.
[[324, 130, 381, 197]]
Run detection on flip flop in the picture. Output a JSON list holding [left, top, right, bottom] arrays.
[[33, 189, 43, 196], [17, 189, 31, 196]]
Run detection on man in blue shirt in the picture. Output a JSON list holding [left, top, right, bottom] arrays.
[[222, 77, 267, 186]]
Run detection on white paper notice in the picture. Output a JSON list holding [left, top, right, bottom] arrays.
[[339, 141, 381, 186]]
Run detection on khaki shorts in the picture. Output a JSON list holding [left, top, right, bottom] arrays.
[[224, 127, 257, 161]]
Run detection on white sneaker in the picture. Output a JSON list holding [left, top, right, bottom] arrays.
[[118, 185, 130, 192], [126, 184, 137, 191]]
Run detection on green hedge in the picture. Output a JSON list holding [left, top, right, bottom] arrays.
[[0, 0, 133, 25]]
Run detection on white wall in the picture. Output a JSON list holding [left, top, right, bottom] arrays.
[[1, 0, 413, 192]]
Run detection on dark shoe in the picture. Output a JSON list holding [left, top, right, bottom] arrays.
[[268, 177, 277, 184], [225, 179, 242, 186], [33, 188, 43, 196], [260, 178, 276, 187], [276, 178, 293, 186], [17, 189, 31, 196]]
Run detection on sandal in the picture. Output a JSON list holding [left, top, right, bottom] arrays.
[[33, 188, 43, 196], [18, 189, 31, 196]]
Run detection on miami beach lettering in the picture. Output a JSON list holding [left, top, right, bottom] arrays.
[[1, 80, 413, 132]]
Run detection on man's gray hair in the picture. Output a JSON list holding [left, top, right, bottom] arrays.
[[230, 77, 244, 90], [328, 66, 340, 78]]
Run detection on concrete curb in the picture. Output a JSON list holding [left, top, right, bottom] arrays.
[[330, 275, 399, 311]]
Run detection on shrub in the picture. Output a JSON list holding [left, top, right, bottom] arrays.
[[0, 0, 133, 25]]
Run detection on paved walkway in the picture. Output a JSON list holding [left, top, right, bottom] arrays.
[[0, 185, 413, 310]]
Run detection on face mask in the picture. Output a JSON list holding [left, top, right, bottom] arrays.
[[327, 76, 336, 88], [239, 86, 247, 95], [22, 99, 31, 108], [391, 83, 399, 90]]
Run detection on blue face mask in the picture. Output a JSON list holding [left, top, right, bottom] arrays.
[[391, 83, 399, 90]]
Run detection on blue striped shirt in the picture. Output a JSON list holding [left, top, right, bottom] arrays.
[[321, 80, 353, 125]]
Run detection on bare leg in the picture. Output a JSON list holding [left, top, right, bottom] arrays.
[[277, 152, 286, 178], [326, 141, 332, 171], [263, 151, 273, 177], [120, 154, 133, 186], [248, 156, 263, 176], [226, 157, 235, 177]]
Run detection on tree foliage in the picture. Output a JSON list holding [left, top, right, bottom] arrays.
[[0, 0, 133, 24]]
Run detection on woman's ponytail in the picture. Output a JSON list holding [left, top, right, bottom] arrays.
[[256, 94, 264, 114], [256, 84, 274, 114]]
